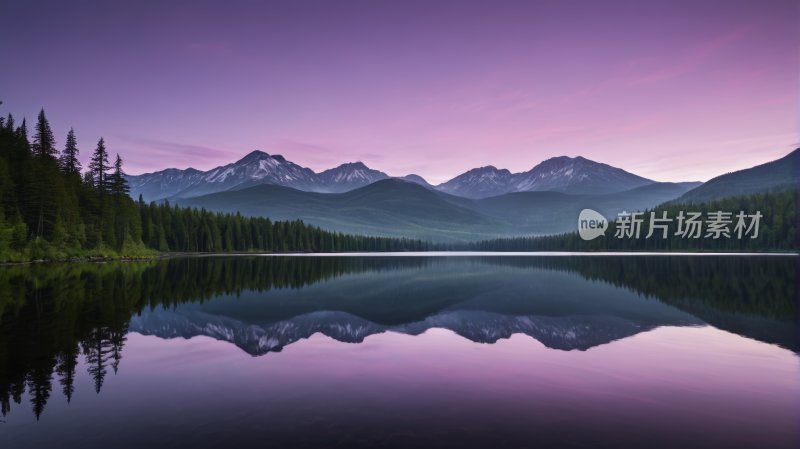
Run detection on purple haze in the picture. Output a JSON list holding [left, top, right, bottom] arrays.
[[1, 0, 797, 183]]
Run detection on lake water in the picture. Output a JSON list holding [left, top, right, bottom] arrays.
[[0, 255, 797, 448]]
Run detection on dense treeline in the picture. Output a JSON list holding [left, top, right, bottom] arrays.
[[458, 189, 797, 252], [0, 108, 147, 261], [1, 255, 794, 420]]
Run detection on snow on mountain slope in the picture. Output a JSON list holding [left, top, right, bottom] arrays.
[[317, 162, 389, 193], [126, 168, 205, 202], [511, 156, 653, 195], [127, 151, 654, 203], [171, 151, 321, 198], [127, 151, 322, 201], [435, 166, 515, 198], [129, 307, 701, 356], [436, 156, 654, 199]]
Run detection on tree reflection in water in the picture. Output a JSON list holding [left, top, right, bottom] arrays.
[[0, 255, 795, 419]]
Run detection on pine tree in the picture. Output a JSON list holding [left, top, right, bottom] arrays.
[[109, 330, 125, 375], [59, 128, 81, 176], [83, 326, 113, 394], [16, 117, 28, 142], [26, 365, 53, 420], [55, 347, 79, 403], [31, 108, 58, 159], [27, 110, 65, 238], [88, 138, 110, 192], [109, 153, 129, 197]]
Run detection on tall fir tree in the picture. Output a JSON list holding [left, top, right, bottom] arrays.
[[28, 109, 64, 238], [16, 117, 28, 141], [31, 108, 58, 159], [109, 153, 129, 197], [88, 137, 110, 192], [109, 153, 132, 247], [83, 326, 113, 394], [55, 347, 79, 403], [59, 128, 81, 176], [27, 365, 53, 420]]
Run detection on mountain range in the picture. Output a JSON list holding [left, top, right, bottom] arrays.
[[129, 308, 702, 356], [436, 156, 656, 198], [127, 151, 663, 202], [127, 147, 794, 240], [124, 254, 797, 356], [126, 258, 708, 355]]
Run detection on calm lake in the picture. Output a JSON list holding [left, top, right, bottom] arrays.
[[0, 255, 797, 448]]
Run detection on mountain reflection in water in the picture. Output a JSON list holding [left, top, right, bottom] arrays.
[[0, 255, 796, 446]]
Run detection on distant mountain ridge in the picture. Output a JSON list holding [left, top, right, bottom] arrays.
[[127, 151, 657, 202], [129, 307, 703, 356], [432, 181, 696, 233], [127, 151, 398, 202], [436, 156, 655, 199]]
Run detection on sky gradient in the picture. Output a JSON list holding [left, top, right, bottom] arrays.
[[2, 0, 797, 184]]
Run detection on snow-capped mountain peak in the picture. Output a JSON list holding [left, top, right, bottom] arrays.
[[315, 162, 390, 193], [435, 156, 654, 199], [127, 151, 653, 202], [127, 151, 325, 200], [435, 166, 516, 198]]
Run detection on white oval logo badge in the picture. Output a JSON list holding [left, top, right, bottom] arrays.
[[578, 209, 608, 241]]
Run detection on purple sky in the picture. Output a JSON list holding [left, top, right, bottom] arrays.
[[2, 0, 797, 184]]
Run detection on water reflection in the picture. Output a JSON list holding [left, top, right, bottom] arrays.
[[0, 255, 795, 422]]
